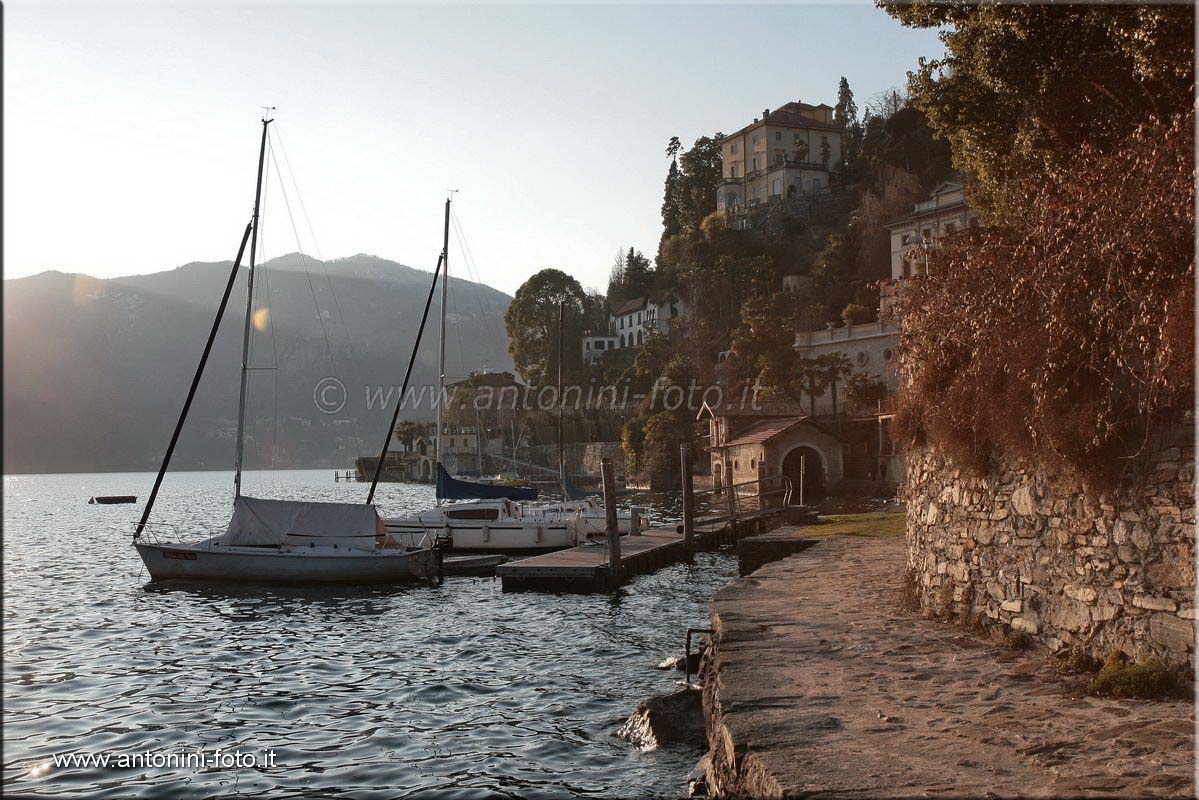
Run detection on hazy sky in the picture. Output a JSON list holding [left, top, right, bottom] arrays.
[[6, 2, 944, 295]]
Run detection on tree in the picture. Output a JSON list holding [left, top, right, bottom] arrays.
[[834, 77, 863, 182], [670, 134, 723, 237], [834, 77, 858, 129], [394, 420, 418, 451], [504, 268, 588, 386], [661, 158, 682, 238], [883, 2, 1193, 216]]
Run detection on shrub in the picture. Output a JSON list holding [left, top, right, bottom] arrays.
[[1087, 655, 1192, 700], [894, 112, 1195, 490]]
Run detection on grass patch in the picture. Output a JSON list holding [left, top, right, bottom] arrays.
[[803, 511, 906, 539], [1086, 655, 1192, 700]]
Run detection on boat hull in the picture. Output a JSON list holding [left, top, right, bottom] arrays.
[[135, 542, 438, 584], [384, 521, 579, 554]]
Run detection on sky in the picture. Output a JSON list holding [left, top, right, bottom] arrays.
[[5, 2, 945, 295]]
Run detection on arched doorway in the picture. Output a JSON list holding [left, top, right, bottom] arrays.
[[782, 446, 825, 502]]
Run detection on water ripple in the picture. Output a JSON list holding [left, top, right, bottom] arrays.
[[3, 470, 733, 797]]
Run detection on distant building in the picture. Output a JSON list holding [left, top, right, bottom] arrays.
[[886, 180, 976, 279], [793, 321, 900, 414], [879, 179, 977, 317], [582, 293, 687, 364], [715, 101, 845, 214]]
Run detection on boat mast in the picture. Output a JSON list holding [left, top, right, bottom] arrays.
[[234, 116, 272, 498], [435, 195, 450, 499], [365, 253, 444, 504], [557, 299, 565, 484], [135, 221, 255, 538]]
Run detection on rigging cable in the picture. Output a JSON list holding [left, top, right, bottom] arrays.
[[272, 123, 355, 361], [259, 141, 281, 469], [450, 208, 508, 365], [267, 143, 337, 372]]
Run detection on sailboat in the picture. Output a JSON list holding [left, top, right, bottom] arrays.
[[133, 117, 438, 584], [381, 201, 646, 553]]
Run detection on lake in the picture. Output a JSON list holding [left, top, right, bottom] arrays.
[[3, 470, 733, 798]]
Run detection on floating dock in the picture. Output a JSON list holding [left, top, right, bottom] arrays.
[[497, 507, 797, 591]]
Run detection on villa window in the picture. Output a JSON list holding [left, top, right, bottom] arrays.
[[731, 164, 739, 178], [774, 131, 781, 141], [901, 234, 911, 246], [731, 142, 739, 154]]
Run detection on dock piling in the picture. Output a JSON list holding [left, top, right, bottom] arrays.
[[602, 458, 622, 580], [680, 445, 695, 553], [723, 454, 737, 529]]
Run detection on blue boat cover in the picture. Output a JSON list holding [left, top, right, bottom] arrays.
[[436, 464, 538, 501]]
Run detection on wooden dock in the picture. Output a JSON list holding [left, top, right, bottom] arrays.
[[497, 507, 791, 591]]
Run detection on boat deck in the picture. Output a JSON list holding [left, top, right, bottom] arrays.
[[496, 508, 789, 591]]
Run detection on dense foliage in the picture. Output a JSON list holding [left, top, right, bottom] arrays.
[[883, 2, 1194, 216], [893, 112, 1194, 489], [504, 268, 600, 385]]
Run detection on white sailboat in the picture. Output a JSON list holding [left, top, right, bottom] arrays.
[[133, 117, 438, 584], [382, 199, 643, 554]]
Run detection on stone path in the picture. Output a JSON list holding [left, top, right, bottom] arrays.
[[703, 535, 1194, 798]]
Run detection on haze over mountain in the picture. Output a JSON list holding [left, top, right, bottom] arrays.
[[3, 254, 514, 473]]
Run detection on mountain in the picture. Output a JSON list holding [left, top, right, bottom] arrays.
[[3, 254, 514, 473]]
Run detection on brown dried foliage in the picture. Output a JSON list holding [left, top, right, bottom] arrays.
[[894, 112, 1194, 490]]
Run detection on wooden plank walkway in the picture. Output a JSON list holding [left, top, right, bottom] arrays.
[[497, 507, 789, 591]]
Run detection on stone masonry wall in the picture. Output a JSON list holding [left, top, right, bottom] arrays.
[[903, 424, 1195, 667]]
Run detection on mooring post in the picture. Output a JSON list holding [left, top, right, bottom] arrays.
[[723, 453, 737, 535], [757, 461, 770, 509], [680, 444, 695, 553], [601, 458, 622, 582], [630, 507, 642, 536]]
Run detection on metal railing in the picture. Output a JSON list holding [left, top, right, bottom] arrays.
[[689, 473, 793, 520]]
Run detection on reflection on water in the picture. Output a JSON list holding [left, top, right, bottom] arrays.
[[3, 470, 731, 798]]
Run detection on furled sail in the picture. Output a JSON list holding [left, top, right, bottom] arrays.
[[215, 496, 385, 547], [436, 464, 538, 501]]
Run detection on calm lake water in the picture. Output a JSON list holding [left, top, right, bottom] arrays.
[[4, 470, 733, 798]]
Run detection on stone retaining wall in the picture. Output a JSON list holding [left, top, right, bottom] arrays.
[[904, 424, 1195, 666]]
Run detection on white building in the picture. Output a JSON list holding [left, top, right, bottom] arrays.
[[886, 179, 976, 280], [582, 293, 687, 364]]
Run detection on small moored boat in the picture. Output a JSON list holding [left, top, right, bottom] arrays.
[[132, 116, 439, 585]]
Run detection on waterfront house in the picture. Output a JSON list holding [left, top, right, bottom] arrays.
[[698, 399, 843, 500]]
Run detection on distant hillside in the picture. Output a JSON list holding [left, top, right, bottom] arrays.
[[3, 254, 513, 473]]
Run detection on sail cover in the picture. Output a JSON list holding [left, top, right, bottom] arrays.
[[215, 496, 385, 547], [560, 465, 588, 501], [436, 464, 538, 501]]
